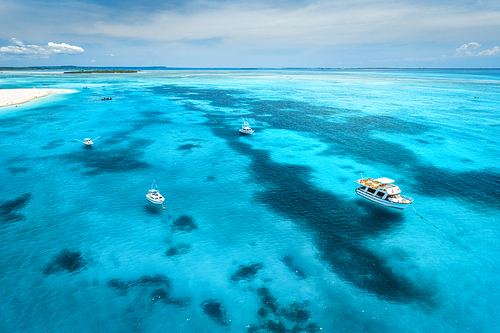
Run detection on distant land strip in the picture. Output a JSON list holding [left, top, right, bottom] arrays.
[[1, 66, 499, 72], [0, 66, 165, 71], [64, 70, 138, 74]]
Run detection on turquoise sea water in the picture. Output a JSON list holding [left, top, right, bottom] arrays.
[[1, 69, 500, 332]]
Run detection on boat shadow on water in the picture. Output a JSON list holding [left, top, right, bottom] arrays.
[[144, 204, 163, 216], [353, 198, 407, 226]]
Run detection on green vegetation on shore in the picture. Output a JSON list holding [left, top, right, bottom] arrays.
[[64, 70, 138, 74]]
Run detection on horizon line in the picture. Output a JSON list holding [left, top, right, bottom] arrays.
[[1, 66, 500, 71]]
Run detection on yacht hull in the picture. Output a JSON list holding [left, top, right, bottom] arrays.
[[355, 188, 410, 210], [239, 129, 254, 135], [146, 194, 164, 205]]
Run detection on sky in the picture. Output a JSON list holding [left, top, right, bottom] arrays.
[[0, 0, 499, 68]]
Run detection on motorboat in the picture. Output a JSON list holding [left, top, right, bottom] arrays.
[[355, 177, 413, 209], [101, 97, 112, 100], [146, 181, 165, 205], [239, 119, 254, 135], [74, 136, 100, 146]]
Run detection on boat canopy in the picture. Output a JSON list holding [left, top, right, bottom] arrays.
[[374, 177, 394, 184], [385, 186, 401, 194]]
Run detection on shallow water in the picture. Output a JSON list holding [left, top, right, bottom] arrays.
[[1, 69, 499, 332]]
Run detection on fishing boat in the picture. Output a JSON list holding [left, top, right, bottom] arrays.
[[74, 136, 100, 146], [239, 118, 254, 135], [355, 177, 413, 209], [146, 181, 165, 205]]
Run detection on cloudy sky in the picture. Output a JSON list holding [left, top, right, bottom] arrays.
[[0, 0, 499, 68]]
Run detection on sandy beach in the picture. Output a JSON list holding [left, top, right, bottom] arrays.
[[0, 88, 77, 108]]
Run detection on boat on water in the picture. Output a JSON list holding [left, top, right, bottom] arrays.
[[74, 136, 100, 146], [239, 119, 254, 135], [146, 181, 165, 205], [355, 177, 413, 209], [101, 97, 112, 101]]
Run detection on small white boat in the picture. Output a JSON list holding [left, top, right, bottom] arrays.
[[355, 177, 413, 209], [239, 119, 254, 135], [146, 181, 165, 205], [74, 136, 100, 146]]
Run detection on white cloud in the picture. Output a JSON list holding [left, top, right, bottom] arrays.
[[456, 42, 481, 57], [10, 37, 24, 46], [477, 46, 500, 56], [91, 59, 96, 62], [47, 42, 84, 54], [454, 42, 500, 57], [110, 54, 115, 56], [382, 41, 500, 64], [0, 38, 84, 58]]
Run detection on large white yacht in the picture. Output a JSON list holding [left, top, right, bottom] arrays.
[[239, 119, 254, 135], [355, 177, 413, 209], [146, 181, 165, 205]]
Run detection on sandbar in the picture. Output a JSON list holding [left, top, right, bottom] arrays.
[[0, 88, 77, 108]]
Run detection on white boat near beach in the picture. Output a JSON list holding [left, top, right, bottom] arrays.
[[239, 119, 254, 135], [146, 181, 165, 205], [355, 177, 413, 209], [74, 136, 100, 146]]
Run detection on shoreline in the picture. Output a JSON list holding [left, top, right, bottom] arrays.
[[0, 88, 77, 108]]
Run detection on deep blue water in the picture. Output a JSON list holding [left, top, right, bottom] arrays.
[[1, 69, 499, 332]]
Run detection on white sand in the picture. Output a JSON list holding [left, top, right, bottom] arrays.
[[0, 88, 77, 108]]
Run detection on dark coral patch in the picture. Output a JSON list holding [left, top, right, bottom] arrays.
[[304, 322, 322, 332], [230, 263, 264, 282], [136, 275, 172, 289], [171, 215, 197, 232], [250, 288, 320, 332], [151, 288, 169, 302], [257, 287, 279, 313], [0, 193, 31, 227], [166, 243, 191, 257], [178, 143, 200, 151], [415, 138, 430, 145], [280, 302, 310, 323], [205, 175, 216, 182], [106, 278, 127, 290], [257, 307, 268, 318], [106, 274, 172, 293], [265, 320, 287, 333], [106, 274, 190, 306], [44, 249, 88, 275], [201, 300, 229, 326]]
